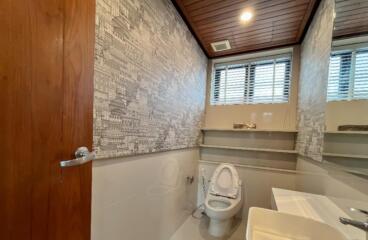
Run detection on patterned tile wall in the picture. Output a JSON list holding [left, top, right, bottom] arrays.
[[93, 0, 207, 158], [296, 0, 334, 162]]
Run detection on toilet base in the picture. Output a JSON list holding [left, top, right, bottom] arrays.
[[208, 218, 232, 237]]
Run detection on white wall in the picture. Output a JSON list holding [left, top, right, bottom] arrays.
[[204, 47, 300, 130], [296, 158, 368, 214], [197, 161, 297, 221], [92, 148, 199, 240], [325, 100, 368, 131], [92, 0, 207, 239]]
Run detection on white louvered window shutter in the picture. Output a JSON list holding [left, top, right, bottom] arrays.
[[327, 48, 368, 101], [354, 50, 368, 99], [211, 55, 292, 105]]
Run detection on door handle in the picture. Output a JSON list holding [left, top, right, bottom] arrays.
[[60, 147, 96, 168]]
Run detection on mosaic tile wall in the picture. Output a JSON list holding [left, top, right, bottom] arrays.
[[93, 0, 207, 158], [296, 0, 334, 162]]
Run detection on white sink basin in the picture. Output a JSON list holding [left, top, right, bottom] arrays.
[[246, 207, 348, 240]]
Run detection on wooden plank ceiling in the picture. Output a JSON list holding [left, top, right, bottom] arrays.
[[334, 0, 368, 39], [173, 0, 319, 58]]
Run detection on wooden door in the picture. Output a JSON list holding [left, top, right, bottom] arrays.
[[0, 0, 95, 240]]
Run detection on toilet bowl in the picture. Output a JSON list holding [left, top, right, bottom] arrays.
[[204, 163, 242, 237]]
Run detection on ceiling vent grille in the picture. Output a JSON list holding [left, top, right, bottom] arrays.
[[211, 40, 231, 52]]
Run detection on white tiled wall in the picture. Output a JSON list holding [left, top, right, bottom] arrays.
[[92, 148, 199, 240]]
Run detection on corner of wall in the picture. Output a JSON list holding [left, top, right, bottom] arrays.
[[296, 0, 335, 162]]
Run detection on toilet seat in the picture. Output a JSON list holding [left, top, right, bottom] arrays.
[[209, 163, 240, 199], [204, 163, 243, 237], [205, 190, 242, 217]]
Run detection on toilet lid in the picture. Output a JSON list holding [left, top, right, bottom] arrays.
[[209, 163, 239, 199]]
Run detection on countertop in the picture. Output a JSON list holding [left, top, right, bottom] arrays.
[[272, 188, 365, 240]]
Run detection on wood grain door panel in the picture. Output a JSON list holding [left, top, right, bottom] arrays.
[[0, 0, 95, 239]]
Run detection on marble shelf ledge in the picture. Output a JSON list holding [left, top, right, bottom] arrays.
[[323, 152, 368, 160], [201, 128, 298, 133], [200, 144, 297, 154], [324, 131, 368, 135]]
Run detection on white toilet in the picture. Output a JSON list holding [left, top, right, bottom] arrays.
[[204, 163, 242, 237]]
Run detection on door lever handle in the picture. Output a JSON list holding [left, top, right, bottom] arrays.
[[60, 147, 96, 168]]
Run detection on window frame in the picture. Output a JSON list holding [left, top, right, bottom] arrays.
[[327, 42, 368, 102], [210, 53, 293, 105]]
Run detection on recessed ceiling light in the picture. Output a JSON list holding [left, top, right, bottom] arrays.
[[240, 11, 253, 23]]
